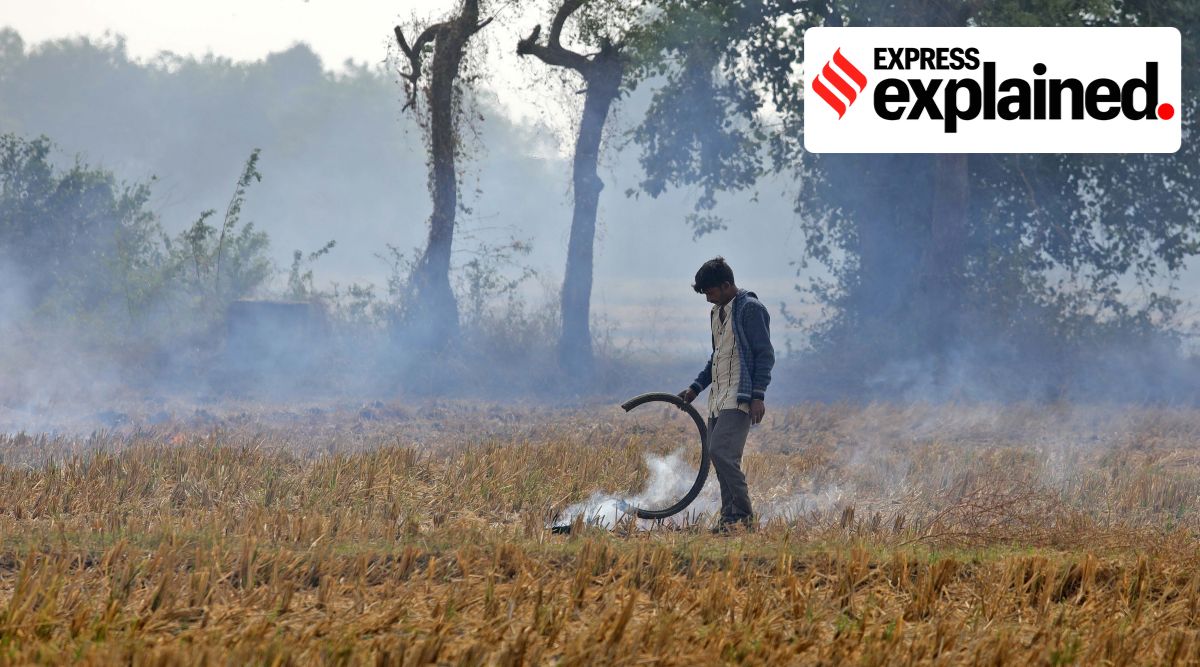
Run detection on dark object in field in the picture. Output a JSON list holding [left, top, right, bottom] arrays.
[[551, 392, 710, 534]]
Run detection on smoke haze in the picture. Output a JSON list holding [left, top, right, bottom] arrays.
[[0, 30, 808, 355], [0, 22, 1198, 425]]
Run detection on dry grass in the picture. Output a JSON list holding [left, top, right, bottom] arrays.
[[3, 401, 1200, 664]]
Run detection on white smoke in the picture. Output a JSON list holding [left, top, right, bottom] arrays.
[[754, 481, 848, 522], [554, 449, 720, 530], [553, 447, 847, 531], [0, 255, 30, 335]]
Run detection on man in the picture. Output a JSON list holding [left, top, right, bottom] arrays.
[[678, 257, 774, 532]]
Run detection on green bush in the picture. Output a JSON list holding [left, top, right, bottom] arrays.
[[0, 133, 160, 330], [0, 133, 272, 349]]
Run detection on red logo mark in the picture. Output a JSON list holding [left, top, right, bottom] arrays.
[[812, 48, 868, 119]]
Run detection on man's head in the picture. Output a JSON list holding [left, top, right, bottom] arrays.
[[692, 257, 738, 306]]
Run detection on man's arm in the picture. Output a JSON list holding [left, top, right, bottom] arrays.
[[744, 301, 774, 400], [682, 355, 713, 402]]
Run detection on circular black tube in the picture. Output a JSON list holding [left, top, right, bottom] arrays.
[[618, 392, 710, 521]]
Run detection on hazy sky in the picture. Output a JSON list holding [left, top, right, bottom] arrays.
[[7, 1, 444, 63], [3, 0, 546, 121]]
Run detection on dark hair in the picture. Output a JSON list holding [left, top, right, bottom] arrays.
[[692, 256, 735, 293]]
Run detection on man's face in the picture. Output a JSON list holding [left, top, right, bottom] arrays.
[[703, 282, 735, 306]]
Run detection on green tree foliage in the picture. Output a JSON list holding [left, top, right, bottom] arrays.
[[0, 133, 275, 345], [0, 133, 161, 326]]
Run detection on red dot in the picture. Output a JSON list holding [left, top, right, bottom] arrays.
[[1157, 103, 1175, 120]]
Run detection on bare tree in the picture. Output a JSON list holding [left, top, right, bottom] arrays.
[[518, 0, 625, 379], [395, 0, 492, 348]]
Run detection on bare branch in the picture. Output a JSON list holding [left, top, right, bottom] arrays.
[[473, 16, 495, 35], [395, 24, 441, 79], [547, 0, 587, 51], [515, 0, 591, 73], [394, 23, 442, 110], [516, 25, 542, 54]]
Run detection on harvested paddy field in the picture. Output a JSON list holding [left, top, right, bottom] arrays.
[[3, 401, 1200, 665]]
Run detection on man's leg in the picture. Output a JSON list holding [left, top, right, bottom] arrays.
[[708, 409, 752, 525], [708, 416, 733, 521]]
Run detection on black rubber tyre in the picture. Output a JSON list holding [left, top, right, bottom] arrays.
[[619, 392, 710, 521]]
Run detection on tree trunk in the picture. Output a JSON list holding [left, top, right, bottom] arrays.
[[559, 56, 620, 378], [395, 0, 489, 350], [922, 153, 969, 358], [516, 6, 624, 382], [408, 26, 470, 347], [919, 2, 972, 360]]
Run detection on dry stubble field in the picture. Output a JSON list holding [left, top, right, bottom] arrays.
[[4, 400, 1200, 665]]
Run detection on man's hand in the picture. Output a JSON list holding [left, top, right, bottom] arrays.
[[749, 399, 766, 425], [678, 388, 697, 404]]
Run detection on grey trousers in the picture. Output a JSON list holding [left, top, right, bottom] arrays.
[[708, 409, 753, 523]]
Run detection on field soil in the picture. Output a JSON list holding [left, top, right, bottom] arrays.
[[3, 401, 1200, 664]]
